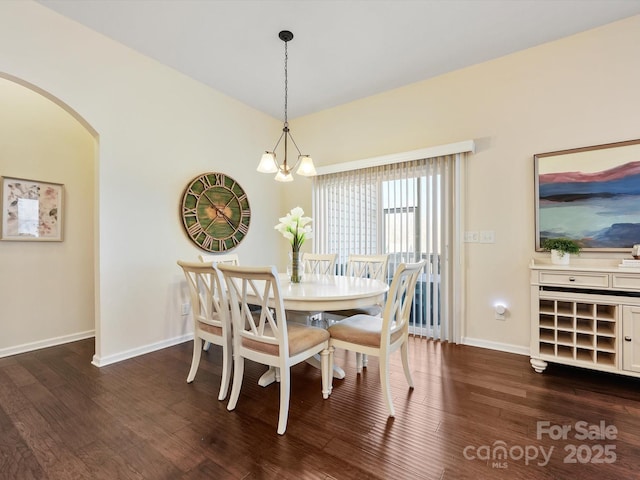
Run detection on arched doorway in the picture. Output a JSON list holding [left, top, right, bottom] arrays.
[[0, 73, 99, 360]]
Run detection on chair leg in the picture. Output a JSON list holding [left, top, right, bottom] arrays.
[[218, 337, 232, 401], [186, 336, 203, 383], [362, 353, 369, 369], [320, 347, 334, 399], [356, 352, 363, 374], [277, 367, 291, 435], [227, 355, 244, 411], [379, 353, 395, 417], [400, 341, 414, 388], [203, 341, 211, 352]]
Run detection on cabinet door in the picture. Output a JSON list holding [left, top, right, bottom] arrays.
[[622, 306, 640, 373]]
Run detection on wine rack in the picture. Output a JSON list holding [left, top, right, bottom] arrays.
[[537, 297, 617, 368]]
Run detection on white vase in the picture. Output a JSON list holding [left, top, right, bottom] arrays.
[[551, 249, 570, 265]]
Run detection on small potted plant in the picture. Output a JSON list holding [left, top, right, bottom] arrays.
[[542, 238, 581, 265]]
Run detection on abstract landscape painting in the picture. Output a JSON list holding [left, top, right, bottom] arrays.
[[535, 140, 640, 251]]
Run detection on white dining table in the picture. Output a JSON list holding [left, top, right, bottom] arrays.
[[276, 273, 388, 311], [253, 273, 389, 386]]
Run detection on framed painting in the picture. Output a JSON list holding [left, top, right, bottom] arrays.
[[535, 139, 640, 252], [1, 176, 64, 241]]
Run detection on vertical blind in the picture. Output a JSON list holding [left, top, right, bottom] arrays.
[[312, 154, 460, 342]]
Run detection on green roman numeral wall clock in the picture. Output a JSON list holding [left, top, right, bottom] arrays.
[[180, 172, 251, 252]]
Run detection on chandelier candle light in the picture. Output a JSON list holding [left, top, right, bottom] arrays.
[[257, 30, 317, 182], [275, 207, 312, 283]]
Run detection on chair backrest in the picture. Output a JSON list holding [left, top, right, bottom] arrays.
[[177, 260, 230, 335], [381, 260, 426, 344], [198, 253, 240, 266], [346, 254, 389, 282], [302, 253, 337, 275], [218, 264, 290, 359]]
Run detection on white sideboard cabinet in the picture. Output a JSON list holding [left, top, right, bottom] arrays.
[[530, 259, 640, 377]]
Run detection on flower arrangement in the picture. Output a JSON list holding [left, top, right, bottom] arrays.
[[275, 207, 312, 282], [274, 206, 312, 250]]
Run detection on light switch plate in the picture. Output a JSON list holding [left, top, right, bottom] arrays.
[[464, 231, 479, 242]]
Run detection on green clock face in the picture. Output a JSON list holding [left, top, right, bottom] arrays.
[[181, 172, 251, 252]]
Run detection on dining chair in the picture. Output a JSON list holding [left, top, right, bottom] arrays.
[[198, 253, 240, 351], [285, 252, 338, 326], [218, 264, 333, 435], [327, 260, 426, 417], [302, 252, 337, 275], [324, 253, 390, 370], [177, 260, 232, 401], [329, 253, 390, 317], [198, 253, 240, 265]]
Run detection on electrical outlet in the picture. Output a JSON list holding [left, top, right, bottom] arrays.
[[479, 230, 495, 243], [181, 303, 190, 316]]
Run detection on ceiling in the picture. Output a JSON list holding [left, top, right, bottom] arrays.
[[37, 0, 640, 119]]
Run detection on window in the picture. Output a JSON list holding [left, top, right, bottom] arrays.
[[382, 175, 441, 334]]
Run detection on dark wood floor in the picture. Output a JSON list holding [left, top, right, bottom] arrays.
[[1, 338, 639, 480]]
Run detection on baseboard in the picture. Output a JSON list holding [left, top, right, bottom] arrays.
[[3, 331, 528, 365], [91, 333, 193, 367], [0, 330, 95, 359], [461, 337, 530, 356]]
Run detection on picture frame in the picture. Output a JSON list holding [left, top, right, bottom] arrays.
[[534, 139, 640, 252], [1, 176, 64, 241]]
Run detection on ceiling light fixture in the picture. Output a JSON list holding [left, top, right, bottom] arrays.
[[257, 30, 316, 182]]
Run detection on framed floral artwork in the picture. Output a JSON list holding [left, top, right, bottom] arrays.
[[534, 139, 640, 252], [1, 176, 64, 241]]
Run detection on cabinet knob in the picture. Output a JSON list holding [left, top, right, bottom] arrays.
[[569, 277, 576, 282], [625, 336, 632, 342]]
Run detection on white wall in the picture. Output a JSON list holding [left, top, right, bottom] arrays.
[[292, 15, 640, 353], [0, 76, 95, 354], [0, 1, 286, 364]]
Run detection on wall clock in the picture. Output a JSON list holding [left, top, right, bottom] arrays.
[[180, 172, 251, 252]]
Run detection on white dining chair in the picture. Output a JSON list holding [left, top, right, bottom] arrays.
[[198, 253, 240, 351], [285, 252, 339, 326], [218, 264, 333, 435], [198, 253, 240, 266], [329, 253, 390, 317], [177, 260, 232, 401], [325, 253, 390, 370], [327, 260, 425, 417], [302, 252, 337, 275]]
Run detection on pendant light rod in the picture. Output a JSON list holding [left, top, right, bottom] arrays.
[[281, 30, 291, 128]]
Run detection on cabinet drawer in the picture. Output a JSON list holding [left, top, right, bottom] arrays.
[[539, 272, 609, 288], [613, 274, 640, 291]]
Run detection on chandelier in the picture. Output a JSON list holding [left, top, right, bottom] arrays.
[[256, 30, 316, 182]]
